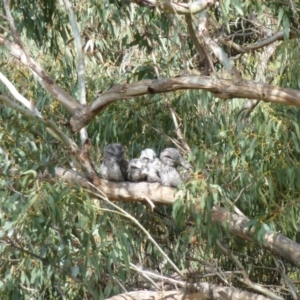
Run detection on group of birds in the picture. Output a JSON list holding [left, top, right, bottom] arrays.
[[100, 143, 192, 187]]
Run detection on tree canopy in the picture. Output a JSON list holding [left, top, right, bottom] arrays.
[[1, 0, 300, 299]]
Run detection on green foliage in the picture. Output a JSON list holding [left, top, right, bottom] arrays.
[[1, 0, 300, 298]]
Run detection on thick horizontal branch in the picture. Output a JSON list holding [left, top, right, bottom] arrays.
[[2, 31, 299, 133], [132, 0, 215, 15], [70, 76, 300, 132], [54, 167, 175, 204], [106, 284, 270, 300], [52, 168, 300, 269]]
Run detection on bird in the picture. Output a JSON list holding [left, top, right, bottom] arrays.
[[140, 148, 157, 162], [127, 158, 147, 182], [159, 148, 192, 187], [140, 148, 161, 183], [100, 143, 128, 181]]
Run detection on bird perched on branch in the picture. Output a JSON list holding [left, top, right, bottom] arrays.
[[159, 148, 191, 187], [140, 148, 161, 183], [128, 158, 147, 182], [100, 143, 128, 181]]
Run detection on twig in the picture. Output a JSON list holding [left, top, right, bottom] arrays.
[[0, 94, 76, 151], [185, 14, 214, 74], [126, 102, 185, 152], [6, 236, 85, 285], [0, 36, 78, 110], [0, 94, 95, 178], [87, 183, 185, 278], [2, 0, 18, 38], [239, 41, 279, 117], [197, 11, 241, 83], [144, 197, 155, 211], [164, 94, 191, 154], [6, 236, 50, 264], [221, 182, 253, 218], [130, 263, 161, 290], [213, 184, 246, 217], [129, 263, 186, 287], [2, 0, 32, 69], [233, 183, 252, 204], [274, 258, 298, 300], [113, 276, 128, 293], [0, 23, 11, 35], [0, 72, 43, 118], [172, 15, 188, 74], [217, 240, 284, 300]]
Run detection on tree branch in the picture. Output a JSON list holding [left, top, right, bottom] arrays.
[[0, 94, 96, 179], [47, 167, 300, 269], [62, 0, 88, 144], [185, 14, 213, 75], [239, 41, 279, 117], [106, 285, 270, 300], [132, 0, 216, 15], [0, 72, 43, 118], [2, 0, 18, 38], [66, 76, 300, 132], [164, 94, 191, 154], [0, 94, 76, 150], [221, 31, 286, 54], [217, 240, 284, 300], [212, 206, 300, 269], [197, 11, 242, 82], [63, 0, 86, 105], [274, 258, 298, 300], [0, 35, 79, 111]]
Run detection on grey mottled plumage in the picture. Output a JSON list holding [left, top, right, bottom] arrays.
[[100, 143, 128, 181], [159, 148, 191, 187], [140, 148, 161, 183], [140, 148, 157, 162], [128, 158, 147, 182]]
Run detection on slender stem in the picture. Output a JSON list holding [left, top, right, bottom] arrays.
[[0, 72, 43, 118], [62, 0, 88, 144], [87, 184, 185, 278]]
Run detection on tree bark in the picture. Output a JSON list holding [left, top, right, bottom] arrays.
[[69, 76, 300, 132], [52, 168, 300, 269], [106, 284, 271, 300]]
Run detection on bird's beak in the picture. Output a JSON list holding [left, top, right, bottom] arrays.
[[117, 155, 124, 162]]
